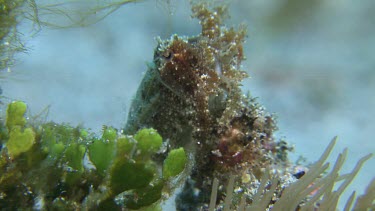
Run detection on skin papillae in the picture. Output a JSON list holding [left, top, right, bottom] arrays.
[[125, 2, 290, 210]]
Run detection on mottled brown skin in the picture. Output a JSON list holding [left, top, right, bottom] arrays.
[[125, 35, 222, 148], [155, 36, 216, 133], [125, 3, 282, 210]]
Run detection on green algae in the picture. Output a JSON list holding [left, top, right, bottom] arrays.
[[116, 135, 135, 156], [40, 123, 75, 158], [102, 126, 117, 141], [123, 179, 164, 209], [110, 159, 155, 195], [0, 101, 187, 209], [163, 147, 187, 179], [6, 101, 27, 130], [134, 128, 163, 156], [4, 102, 36, 158], [6, 126, 35, 158], [89, 137, 115, 176], [63, 142, 86, 185], [89, 127, 117, 176]]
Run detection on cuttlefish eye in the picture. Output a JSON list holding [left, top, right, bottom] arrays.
[[162, 49, 173, 60]]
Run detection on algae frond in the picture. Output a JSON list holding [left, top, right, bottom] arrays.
[[0, 102, 187, 209], [0, 0, 146, 72]]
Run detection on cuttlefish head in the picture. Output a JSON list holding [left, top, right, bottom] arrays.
[[153, 35, 220, 98]]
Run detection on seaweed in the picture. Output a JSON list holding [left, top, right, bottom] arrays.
[[0, 102, 187, 209], [0, 0, 27, 70], [0, 0, 146, 72]]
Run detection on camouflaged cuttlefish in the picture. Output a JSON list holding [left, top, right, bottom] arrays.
[[124, 3, 292, 210]]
